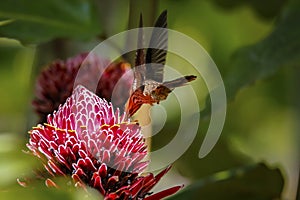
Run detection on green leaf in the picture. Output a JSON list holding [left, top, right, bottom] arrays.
[[0, 187, 73, 200], [168, 163, 284, 200], [0, 0, 102, 44], [225, 1, 300, 100], [211, 0, 287, 19]]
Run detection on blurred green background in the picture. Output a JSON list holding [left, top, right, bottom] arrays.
[[0, 0, 299, 199]]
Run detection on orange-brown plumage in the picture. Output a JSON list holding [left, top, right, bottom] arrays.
[[125, 11, 197, 118]]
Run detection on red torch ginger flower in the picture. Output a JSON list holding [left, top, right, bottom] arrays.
[[25, 85, 182, 199], [33, 53, 133, 123]]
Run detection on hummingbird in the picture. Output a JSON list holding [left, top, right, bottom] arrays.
[[125, 10, 197, 118]]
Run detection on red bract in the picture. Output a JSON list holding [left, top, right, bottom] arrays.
[[26, 85, 182, 199], [33, 53, 133, 123]]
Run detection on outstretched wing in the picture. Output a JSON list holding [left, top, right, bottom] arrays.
[[145, 10, 168, 83], [133, 14, 146, 91]]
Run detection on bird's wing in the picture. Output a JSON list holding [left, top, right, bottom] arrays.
[[133, 14, 146, 91], [145, 10, 168, 83]]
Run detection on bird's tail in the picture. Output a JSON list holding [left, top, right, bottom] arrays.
[[163, 75, 196, 89]]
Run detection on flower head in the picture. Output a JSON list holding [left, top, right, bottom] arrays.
[[33, 53, 133, 123], [25, 85, 182, 199]]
